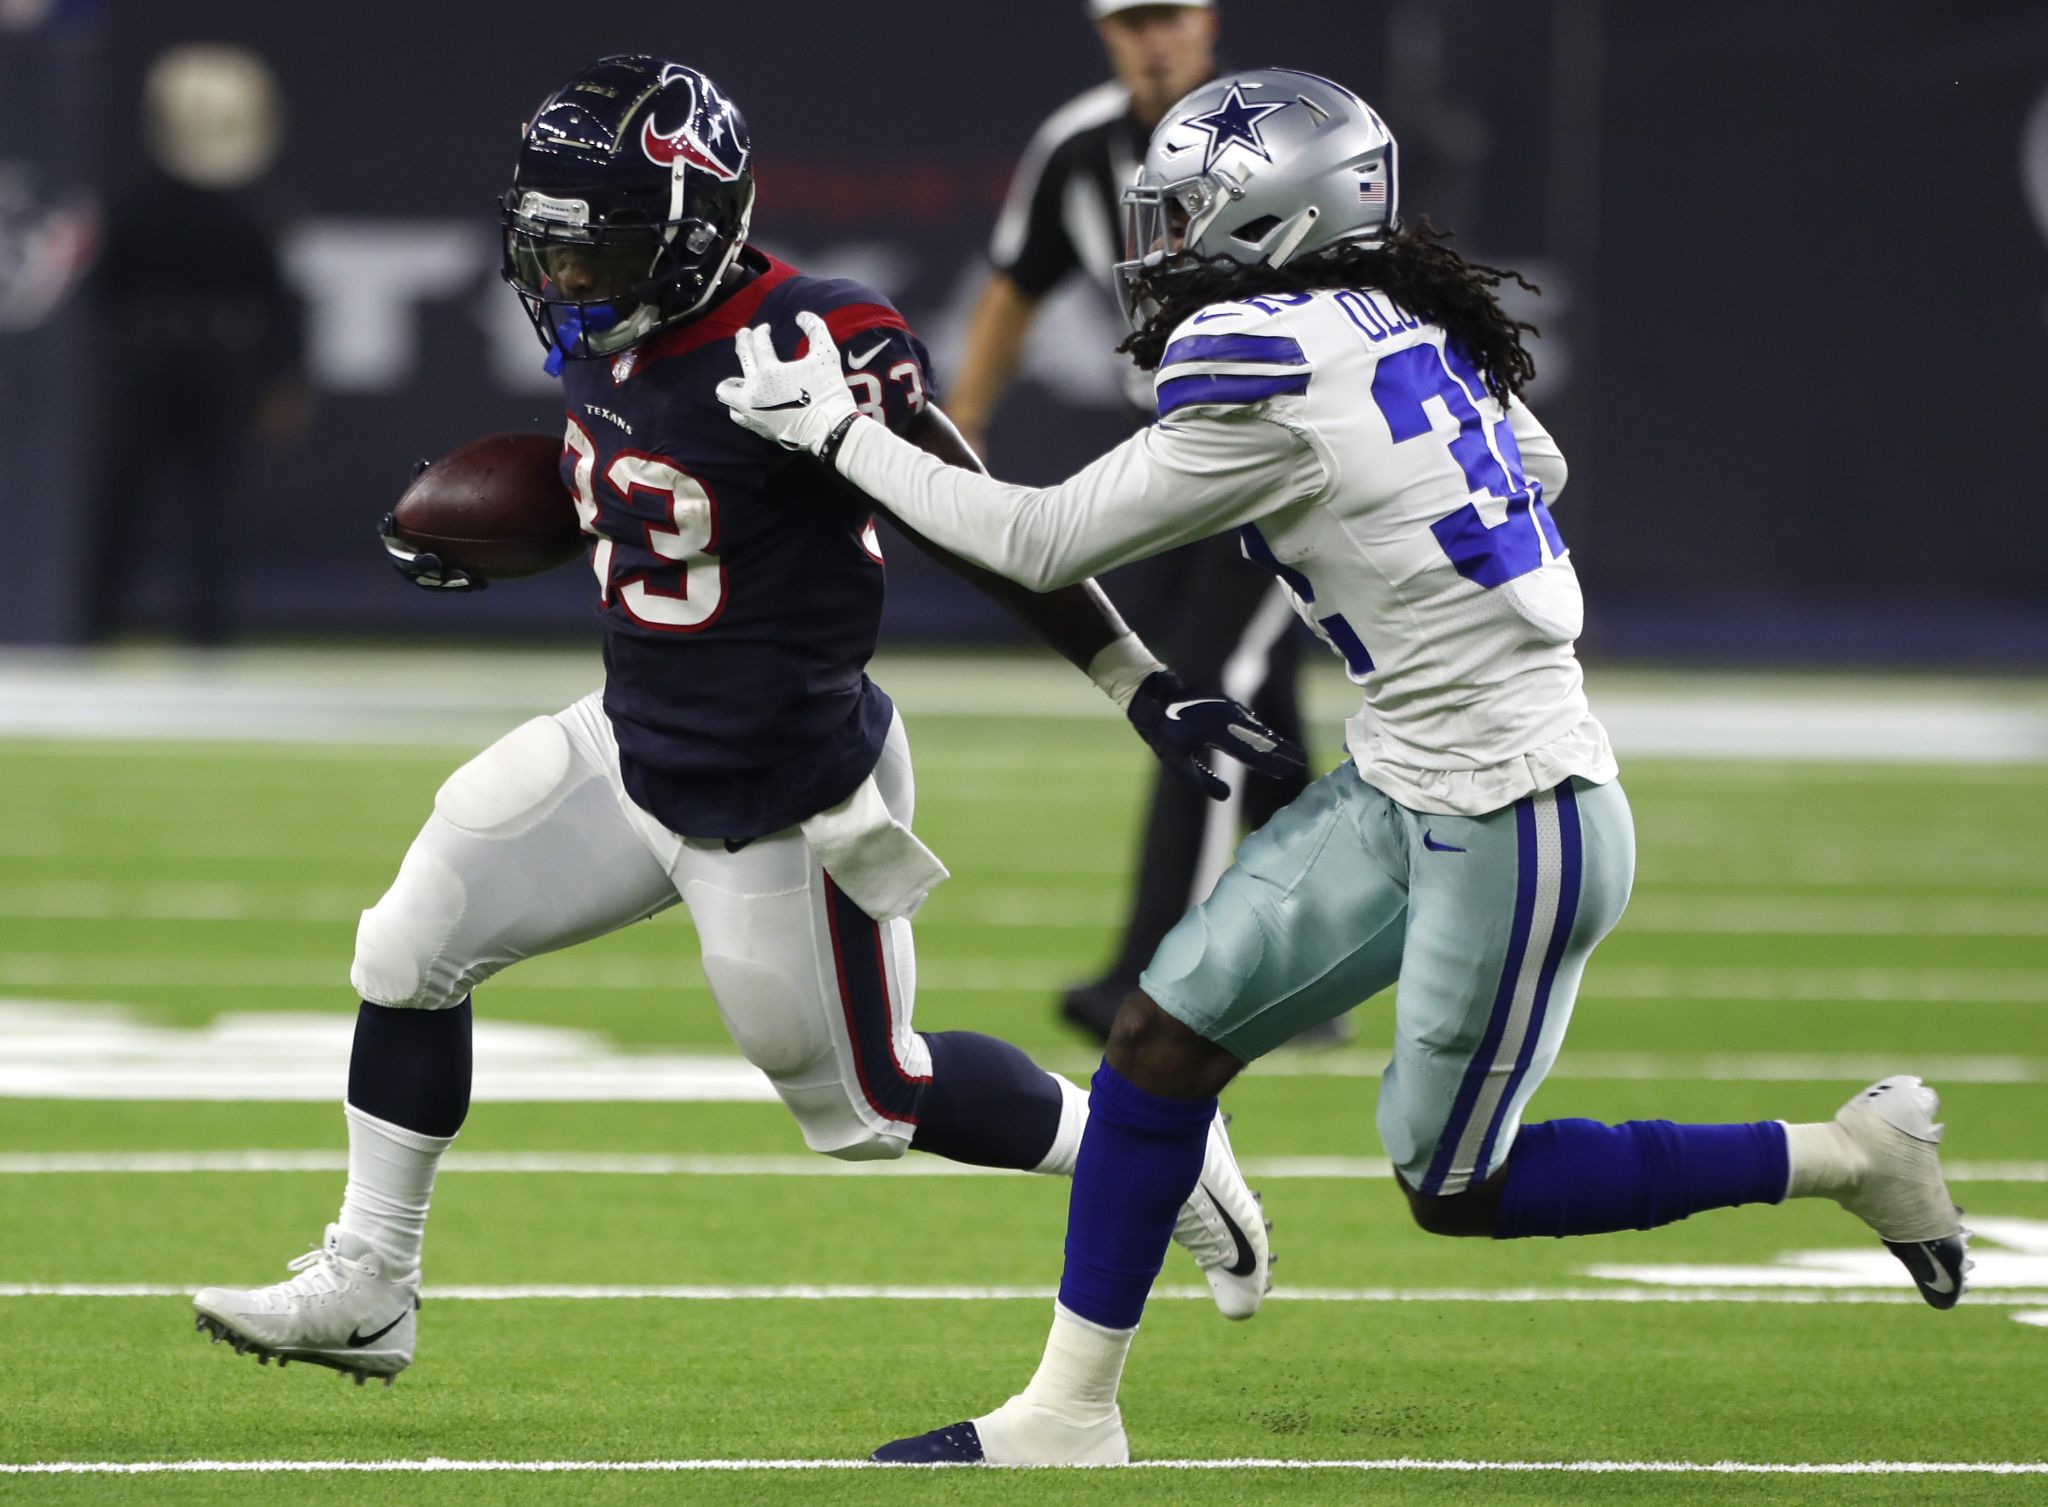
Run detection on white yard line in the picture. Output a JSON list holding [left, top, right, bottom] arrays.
[[2, 1457, 2044, 1476], [9, 1282, 2048, 1305], [2, 1151, 2045, 1182], [12, 883, 2048, 938], [4, 955, 2047, 1002]]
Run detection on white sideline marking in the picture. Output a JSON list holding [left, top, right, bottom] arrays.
[[6, 957, 2047, 1002], [12, 884, 2048, 938], [11, 1282, 2048, 1305], [11, 1002, 2047, 1102], [5, 1150, 2047, 1184], [2, 1457, 2044, 1476]]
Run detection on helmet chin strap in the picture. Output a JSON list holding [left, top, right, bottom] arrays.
[[1264, 204, 1321, 269]]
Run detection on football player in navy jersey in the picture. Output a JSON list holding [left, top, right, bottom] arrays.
[[189, 55, 1296, 1388]]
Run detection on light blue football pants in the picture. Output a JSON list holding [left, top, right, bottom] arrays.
[[1140, 763, 1636, 1195]]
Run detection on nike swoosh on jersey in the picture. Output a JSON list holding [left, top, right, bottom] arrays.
[[346, 1308, 410, 1347], [846, 339, 889, 370], [1421, 831, 1467, 853]]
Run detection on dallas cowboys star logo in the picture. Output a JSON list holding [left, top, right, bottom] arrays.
[[1182, 84, 1290, 174]]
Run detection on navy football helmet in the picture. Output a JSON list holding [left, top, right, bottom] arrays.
[[502, 56, 754, 368]]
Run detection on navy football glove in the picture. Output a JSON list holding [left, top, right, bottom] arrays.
[[379, 512, 486, 592], [379, 458, 485, 592], [1127, 670, 1307, 801]]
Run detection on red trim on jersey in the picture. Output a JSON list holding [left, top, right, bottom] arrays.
[[635, 251, 800, 367], [794, 302, 914, 359]]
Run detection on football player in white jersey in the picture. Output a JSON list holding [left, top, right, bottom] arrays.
[[721, 68, 1970, 1466]]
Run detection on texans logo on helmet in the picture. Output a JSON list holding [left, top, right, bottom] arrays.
[[641, 66, 747, 182]]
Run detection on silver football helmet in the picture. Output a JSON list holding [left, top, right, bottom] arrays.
[[1115, 67, 1398, 328]]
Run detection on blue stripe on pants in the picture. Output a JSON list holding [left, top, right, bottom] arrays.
[[822, 875, 928, 1124], [1470, 781, 1583, 1182], [1419, 795, 1539, 1195]]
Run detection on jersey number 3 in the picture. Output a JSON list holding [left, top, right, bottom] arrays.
[[1370, 343, 1565, 589], [565, 419, 726, 631]]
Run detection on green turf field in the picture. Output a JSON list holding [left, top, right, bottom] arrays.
[[2, 671, 2045, 1504]]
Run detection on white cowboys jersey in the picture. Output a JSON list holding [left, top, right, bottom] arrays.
[[836, 287, 1618, 817]]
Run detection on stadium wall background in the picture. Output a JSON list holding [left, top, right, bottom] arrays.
[[1, 1, 2044, 661]]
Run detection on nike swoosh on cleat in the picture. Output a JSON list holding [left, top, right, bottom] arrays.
[[758, 393, 811, 411], [1204, 1185, 1259, 1278], [1883, 1236, 1965, 1309], [347, 1309, 410, 1347], [1422, 831, 1466, 853]]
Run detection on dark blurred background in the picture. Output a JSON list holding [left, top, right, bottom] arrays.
[[3, 0, 2045, 660]]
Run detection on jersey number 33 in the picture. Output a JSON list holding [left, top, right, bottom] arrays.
[[563, 418, 725, 632]]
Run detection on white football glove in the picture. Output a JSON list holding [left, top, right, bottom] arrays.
[[716, 311, 861, 455]]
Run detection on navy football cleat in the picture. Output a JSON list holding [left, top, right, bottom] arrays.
[[872, 1421, 986, 1464]]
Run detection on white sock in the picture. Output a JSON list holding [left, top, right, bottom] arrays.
[[1781, 1119, 1868, 1200], [336, 1103, 452, 1278], [1031, 1073, 1090, 1178], [1009, 1302, 1134, 1426]]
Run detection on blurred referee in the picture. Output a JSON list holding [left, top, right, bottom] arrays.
[[951, 0, 1311, 1041]]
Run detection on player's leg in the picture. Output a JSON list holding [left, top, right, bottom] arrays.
[[1384, 779, 1965, 1306], [877, 763, 1410, 1464], [192, 696, 680, 1381], [674, 715, 1267, 1303], [672, 713, 1070, 1171]]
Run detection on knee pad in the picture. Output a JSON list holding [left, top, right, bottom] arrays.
[[351, 841, 468, 1010], [804, 1108, 910, 1163], [352, 717, 592, 1011]]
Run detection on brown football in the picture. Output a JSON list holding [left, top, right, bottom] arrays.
[[388, 432, 583, 580]]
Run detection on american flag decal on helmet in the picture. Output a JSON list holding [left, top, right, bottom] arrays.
[[1358, 179, 1387, 206]]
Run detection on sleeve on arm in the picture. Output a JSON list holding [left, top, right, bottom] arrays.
[[793, 304, 937, 436], [1506, 396, 1567, 505], [836, 399, 1327, 592]]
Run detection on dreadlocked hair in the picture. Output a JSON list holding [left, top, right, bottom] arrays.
[[1119, 218, 1541, 407]]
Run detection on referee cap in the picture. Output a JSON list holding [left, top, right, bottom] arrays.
[[1089, 0, 1214, 15]]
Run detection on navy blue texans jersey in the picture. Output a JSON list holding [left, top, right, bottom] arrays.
[[554, 248, 935, 840]]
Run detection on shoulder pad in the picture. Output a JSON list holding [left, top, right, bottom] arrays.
[[1154, 300, 1313, 420]]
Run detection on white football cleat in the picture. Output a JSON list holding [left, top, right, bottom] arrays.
[[192, 1225, 419, 1386], [1831, 1076, 1969, 1309], [873, 1398, 1130, 1465], [1171, 1111, 1271, 1320]]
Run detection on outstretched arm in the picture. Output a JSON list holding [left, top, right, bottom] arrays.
[[882, 403, 1302, 798], [722, 312, 1325, 593], [887, 404, 1132, 675]]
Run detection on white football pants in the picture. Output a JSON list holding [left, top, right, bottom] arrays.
[[350, 691, 932, 1160]]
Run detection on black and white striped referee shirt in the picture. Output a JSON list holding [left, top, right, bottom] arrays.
[[988, 81, 1150, 300]]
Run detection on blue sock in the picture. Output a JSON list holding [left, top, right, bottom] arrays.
[[1057, 1062, 1215, 1330], [908, 1031, 1063, 1170], [1493, 1119, 1788, 1239]]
